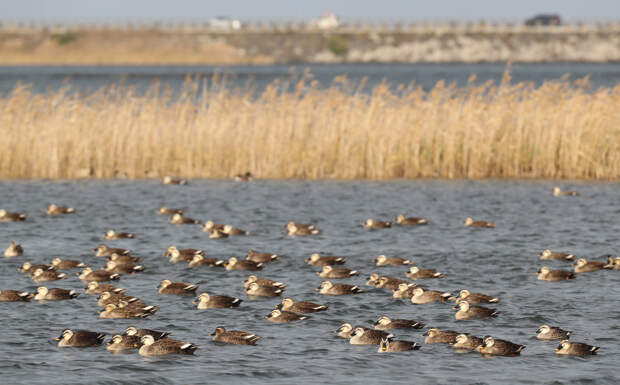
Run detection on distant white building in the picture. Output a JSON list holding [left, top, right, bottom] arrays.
[[208, 16, 241, 30], [309, 13, 340, 30]]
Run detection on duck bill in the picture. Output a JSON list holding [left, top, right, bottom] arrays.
[[210, 332, 216, 336]]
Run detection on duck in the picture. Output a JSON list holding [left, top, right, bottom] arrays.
[[604, 256, 620, 270], [363, 219, 391, 229], [31, 268, 66, 283], [366, 273, 382, 287], [162, 176, 188, 185], [372, 255, 411, 266], [350, 327, 394, 345], [411, 287, 451, 304], [555, 340, 599, 355], [106, 334, 140, 351], [334, 323, 366, 339], [244, 282, 283, 297], [105, 260, 145, 274], [103, 230, 134, 240], [157, 279, 197, 295], [372, 316, 424, 330], [452, 289, 499, 304], [375, 276, 410, 291], [553, 187, 579, 197], [46, 204, 75, 215], [536, 325, 572, 340], [276, 298, 328, 314], [99, 303, 157, 319], [77, 267, 120, 282], [108, 252, 141, 264], [395, 214, 428, 226], [265, 309, 308, 323], [222, 225, 249, 236], [476, 336, 525, 356], [537, 266, 576, 281], [57, 329, 105, 347], [139, 335, 197, 356], [405, 266, 444, 279], [287, 223, 320, 236], [317, 281, 363, 295], [0, 290, 33, 302], [574, 258, 609, 273], [243, 275, 287, 290], [157, 206, 184, 215], [188, 255, 224, 268], [392, 283, 418, 299], [194, 293, 242, 309], [97, 291, 142, 307], [124, 327, 170, 340], [453, 300, 499, 320], [169, 213, 200, 225], [212, 327, 259, 345], [378, 338, 420, 353], [423, 328, 460, 344], [0, 209, 26, 222], [209, 229, 229, 239], [202, 220, 225, 233], [51, 258, 87, 270], [451, 334, 483, 351], [92, 244, 130, 257], [3, 241, 23, 257], [234, 172, 253, 182], [225, 257, 263, 271], [167, 248, 198, 263], [246, 250, 278, 263], [163, 245, 203, 258], [464, 217, 494, 228], [83, 282, 126, 295], [538, 249, 574, 261], [34, 286, 78, 301], [317, 265, 360, 279], [305, 253, 346, 266], [18, 261, 54, 274]]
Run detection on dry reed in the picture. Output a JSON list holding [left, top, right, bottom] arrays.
[[1, 75, 619, 180]]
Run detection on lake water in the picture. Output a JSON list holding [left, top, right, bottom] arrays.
[[1, 179, 619, 384], [0, 63, 619, 96]]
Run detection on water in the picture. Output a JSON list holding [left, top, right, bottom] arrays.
[[1, 63, 619, 96], [1, 179, 619, 384]]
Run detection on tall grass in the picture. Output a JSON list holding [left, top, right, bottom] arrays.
[[1, 75, 618, 180]]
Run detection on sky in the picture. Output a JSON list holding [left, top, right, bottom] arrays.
[[0, 0, 618, 23]]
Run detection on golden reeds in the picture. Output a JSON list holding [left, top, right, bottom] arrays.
[[1, 76, 619, 180]]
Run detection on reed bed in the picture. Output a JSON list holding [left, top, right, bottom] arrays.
[[1, 75, 619, 180]]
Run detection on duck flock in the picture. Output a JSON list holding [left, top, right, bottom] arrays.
[[0, 182, 609, 362]]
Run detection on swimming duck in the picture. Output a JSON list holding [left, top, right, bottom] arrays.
[[286, 221, 318, 232], [3, 241, 23, 257], [305, 253, 346, 266], [162, 176, 187, 185], [555, 340, 599, 355], [105, 260, 145, 274], [536, 325, 571, 340], [212, 327, 259, 345], [158, 279, 197, 295], [395, 214, 428, 226], [202, 220, 225, 232], [83, 281, 126, 295], [453, 300, 499, 320], [209, 229, 229, 239], [246, 250, 278, 263], [97, 291, 142, 307], [50, 258, 87, 270], [108, 252, 141, 264], [0, 209, 26, 222], [405, 266, 444, 279], [464, 217, 495, 228], [106, 334, 140, 351], [169, 213, 200, 225], [317, 281, 363, 295], [222, 225, 249, 236], [103, 230, 134, 240], [99, 303, 157, 319], [244, 282, 283, 297], [265, 309, 308, 323], [57, 329, 105, 347], [411, 287, 451, 304], [373, 255, 411, 266], [537, 266, 576, 281], [392, 283, 418, 299], [31, 268, 66, 283], [423, 328, 460, 344], [189, 255, 224, 268], [18, 261, 53, 274], [363, 219, 392, 229], [92, 244, 130, 257], [139, 335, 197, 356], [234, 172, 253, 182], [194, 293, 242, 309], [452, 289, 499, 304], [225, 257, 263, 271], [77, 267, 120, 282], [373, 316, 424, 330], [157, 206, 184, 215], [243, 275, 287, 290], [538, 249, 574, 261], [124, 327, 170, 340], [451, 334, 483, 351], [350, 327, 394, 345], [34, 286, 78, 301], [46, 204, 75, 215], [167, 249, 197, 264], [276, 298, 328, 314], [334, 323, 366, 338], [553, 187, 579, 197], [604, 256, 620, 270], [287, 223, 320, 236], [476, 336, 525, 356], [375, 276, 410, 291], [0, 290, 33, 302], [317, 265, 360, 279], [366, 273, 382, 286], [574, 258, 609, 273], [378, 338, 420, 352], [163, 245, 204, 258]]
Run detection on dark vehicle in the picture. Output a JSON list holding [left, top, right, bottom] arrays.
[[525, 14, 561, 26]]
